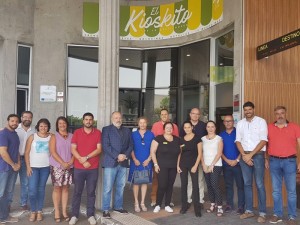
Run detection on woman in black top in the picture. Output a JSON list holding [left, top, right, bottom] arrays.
[[151, 122, 181, 214], [177, 121, 202, 217]]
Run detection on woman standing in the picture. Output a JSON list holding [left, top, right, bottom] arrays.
[[25, 118, 51, 222], [49, 116, 74, 222], [177, 121, 202, 217], [128, 117, 154, 212], [201, 120, 223, 217], [151, 122, 181, 213]]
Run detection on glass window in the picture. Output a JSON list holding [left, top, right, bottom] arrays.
[[119, 90, 140, 127], [119, 67, 141, 88]]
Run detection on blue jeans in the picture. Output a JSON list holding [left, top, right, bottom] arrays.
[[269, 157, 297, 219], [71, 168, 98, 218], [102, 165, 126, 211], [223, 164, 245, 209], [239, 153, 266, 215], [28, 167, 50, 212], [7, 157, 28, 207], [0, 169, 18, 221]]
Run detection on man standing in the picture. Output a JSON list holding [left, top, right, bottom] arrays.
[[220, 115, 244, 214], [150, 109, 179, 207], [180, 107, 207, 207], [69, 113, 102, 225], [13, 111, 34, 210], [236, 101, 268, 223], [0, 114, 21, 223], [267, 106, 300, 225], [101, 111, 133, 218]]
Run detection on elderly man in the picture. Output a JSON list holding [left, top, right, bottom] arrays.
[[267, 106, 300, 225], [180, 107, 207, 207], [101, 111, 133, 218], [236, 101, 268, 223]]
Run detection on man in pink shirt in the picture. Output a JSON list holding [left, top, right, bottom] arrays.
[[150, 109, 179, 206]]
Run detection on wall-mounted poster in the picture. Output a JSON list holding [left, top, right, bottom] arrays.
[[40, 85, 56, 102]]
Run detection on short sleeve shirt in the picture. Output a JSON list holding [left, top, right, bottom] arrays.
[[179, 135, 202, 168]]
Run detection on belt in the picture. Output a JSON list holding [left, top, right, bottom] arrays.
[[244, 151, 264, 155], [270, 155, 296, 159]]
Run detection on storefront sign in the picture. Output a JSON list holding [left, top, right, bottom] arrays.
[[83, 0, 223, 40], [257, 28, 300, 60]]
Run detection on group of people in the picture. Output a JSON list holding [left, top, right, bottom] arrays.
[[0, 101, 299, 225]]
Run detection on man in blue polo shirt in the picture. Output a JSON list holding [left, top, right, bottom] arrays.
[[220, 115, 244, 214], [0, 114, 21, 223]]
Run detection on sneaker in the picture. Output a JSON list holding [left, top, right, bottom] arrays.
[[240, 212, 255, 219], [0, 221, 5, 224], [286, 218, 297, 225], [269, 215, 282, 224], [170, 202, 175, 207], [236, 208, 244, 215], [150, 202, 156, 207], [257, 215, 266, 223], [164, 206, 174, 213], [2, 217, 18, 223], [113, 209, 128, 214], [87, 216, 96, 225], [102, 211, 111, 219], [69, 216, 78, 225], [153, 206, 160, 213], [217, 207, 223, 217], [224, 205, 232, 213]]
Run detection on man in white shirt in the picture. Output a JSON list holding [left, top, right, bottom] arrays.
[[235, 102, 268, 223], [9, 111, 35, 211]]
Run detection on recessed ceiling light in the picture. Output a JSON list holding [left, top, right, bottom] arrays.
[[186, 54, 191, 57], [125, 58, 129, 61]]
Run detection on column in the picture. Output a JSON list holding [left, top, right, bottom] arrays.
[[96, 0, 120, 209]]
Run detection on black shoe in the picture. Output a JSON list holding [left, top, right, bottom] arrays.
[[195, 211, 202, 217], [224, 205, 232, 213], [113, 209, 128, 214], [103, 211, 111, 219], [200, 203, 204, 209], [236, 208, 244, 215], [180, 208, 187, 214], [187, 202, 191, 210]]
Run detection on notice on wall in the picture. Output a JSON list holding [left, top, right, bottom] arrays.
[[40, 85, 56, 102]]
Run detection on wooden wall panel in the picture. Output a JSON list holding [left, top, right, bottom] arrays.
[[244, 0, 300, 207]]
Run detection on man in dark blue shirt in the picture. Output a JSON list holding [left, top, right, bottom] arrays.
[[220, 115, 244, 214]]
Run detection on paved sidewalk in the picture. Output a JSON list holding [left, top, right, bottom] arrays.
[[10, 183, 300, 225]]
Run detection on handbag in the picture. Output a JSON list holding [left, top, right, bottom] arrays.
[[131, 166, 150, 185]]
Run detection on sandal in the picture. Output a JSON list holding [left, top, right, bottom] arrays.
[[29, 212, 36, 222], [54, 217, 61, 223], [36, 211, 43, 221], [134, 204, 141, 212], [217, 207, 223, 217], [140, 203, 147, 212], [63, 216, 70, 222], [206, 204, 216, 213]]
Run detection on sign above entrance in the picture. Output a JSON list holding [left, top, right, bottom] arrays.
[[82, 0, 223, 40], [256, 28, 300, 60]]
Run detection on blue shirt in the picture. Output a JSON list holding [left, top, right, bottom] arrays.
[[0, 128, 20, 172], [220, 128, 239, 166]]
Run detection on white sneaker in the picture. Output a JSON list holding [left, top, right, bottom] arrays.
[[69, 216, 78, 225], [170, 202, 175, 207], [153, 206, 160, 213], [165, 206, 174, 213], [87, 216, 96, 225]]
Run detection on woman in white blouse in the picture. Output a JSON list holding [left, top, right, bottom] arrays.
[[201, 120, 223, 216]]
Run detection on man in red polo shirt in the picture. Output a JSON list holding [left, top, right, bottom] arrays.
[[267, 106, 300, 225], [69, 113, 102, 225]]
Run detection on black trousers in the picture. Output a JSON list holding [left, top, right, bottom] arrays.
[[156, 167, 177, 207], [203, 166, 223, 205], [180, 166, 201, 213]]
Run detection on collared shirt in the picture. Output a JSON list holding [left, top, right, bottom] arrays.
[[268, 122, 300, 157], [151, 121, 179, 137], [235, 116, 268, 152], [220, 128, 240, 165], [16, 124, 35, 156]]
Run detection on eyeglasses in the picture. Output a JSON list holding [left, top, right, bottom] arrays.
[[224, 120, 233, 123], [141, 137, 145, 145]]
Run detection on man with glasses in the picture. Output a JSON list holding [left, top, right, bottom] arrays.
[[220, 115, 244, 214], [180, 108, 207, 208]]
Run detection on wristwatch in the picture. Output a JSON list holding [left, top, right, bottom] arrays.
[[236, 158, 240, 162], [86, 155, 90, 160]]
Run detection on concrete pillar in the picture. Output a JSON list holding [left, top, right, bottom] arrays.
[[96, 0, 120, 209]]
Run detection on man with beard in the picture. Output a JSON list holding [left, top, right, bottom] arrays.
[[0, 114, 21, 223], [69, 113, 102, 225], [180, 108, 207, 208], [267, 106, 300, 225], [9, 111, 35, 211], [101, 111, 133, 218], [235, 101, 268, 223]]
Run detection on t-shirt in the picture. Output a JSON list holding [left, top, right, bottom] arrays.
[[202, 135, 222, 167], [155, 135, 180, 168], [71, 127, 101, 169], [179, 134, 202, 168], [0, 128, 20, 172]]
